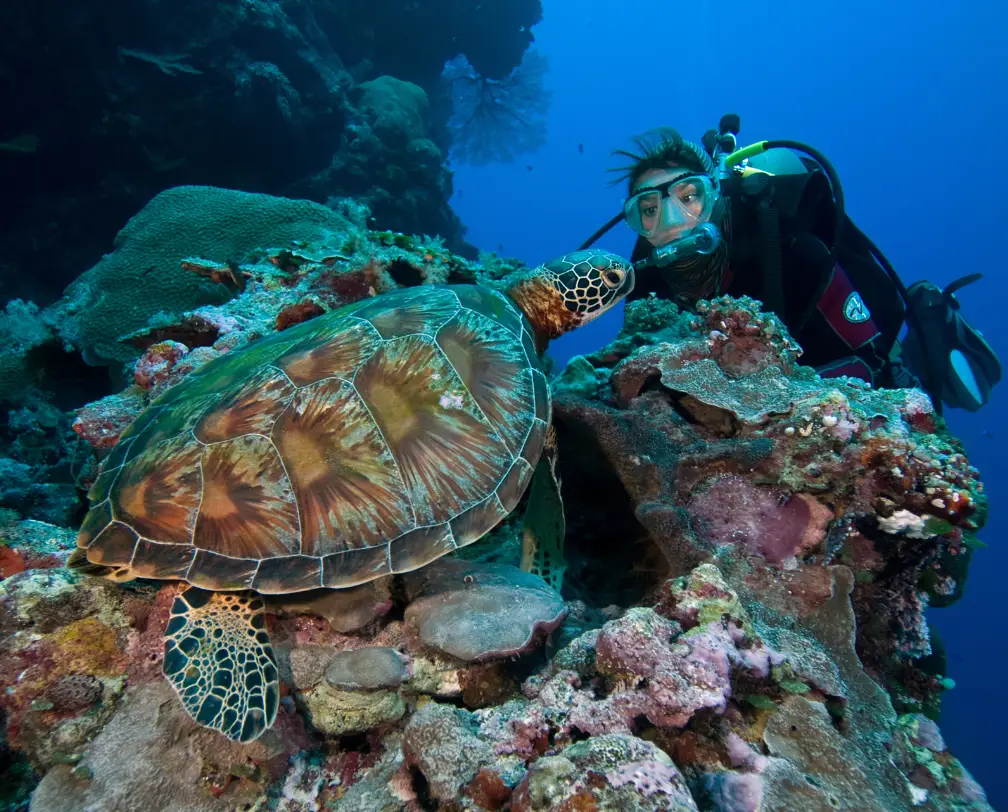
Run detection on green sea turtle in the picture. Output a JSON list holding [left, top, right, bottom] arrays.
[[68, 248, 634, 742]]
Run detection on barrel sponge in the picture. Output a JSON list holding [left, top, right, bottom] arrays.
[[45, 185, 353, 366]]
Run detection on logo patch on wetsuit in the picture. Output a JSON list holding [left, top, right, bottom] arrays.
[[843, 292, 871, 324]]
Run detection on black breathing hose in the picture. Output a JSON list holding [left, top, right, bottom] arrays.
[[578, 213, 623, 251]]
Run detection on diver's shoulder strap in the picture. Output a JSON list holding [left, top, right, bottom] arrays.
[[723, 169, 818, 327]]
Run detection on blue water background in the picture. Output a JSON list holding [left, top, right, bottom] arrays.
[[450, 0, 1006, 802]]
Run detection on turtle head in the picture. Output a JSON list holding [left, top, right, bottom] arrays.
[[506, 249, 635, 343]]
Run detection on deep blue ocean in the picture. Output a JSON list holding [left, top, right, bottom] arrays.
[[451, 0, 1006, 803]]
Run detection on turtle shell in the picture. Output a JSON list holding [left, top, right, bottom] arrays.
[[76, 285, 550, 594]]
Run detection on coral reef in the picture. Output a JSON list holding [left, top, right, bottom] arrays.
[[42, 186, 356, 367], [553, 295, 985, 720], [0, 302, 54, 405], [0, 207, 994, 810], [3, 0, 542, 308]]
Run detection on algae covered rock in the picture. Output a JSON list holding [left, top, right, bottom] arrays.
[[0, 300, 57, 407], [300, 682, 406, 737], [403, 559, 567, 662], [358, 76, 431, 147], [30, 681, 310, 812], [512, 734, 699, 812]]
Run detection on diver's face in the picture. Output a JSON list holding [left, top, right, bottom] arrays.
[[631, 166, 707, 247]]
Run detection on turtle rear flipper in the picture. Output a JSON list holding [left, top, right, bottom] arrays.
[[66, 548, 134, 582], [162, 587, 279, 743], [520, 425, 566, 592]]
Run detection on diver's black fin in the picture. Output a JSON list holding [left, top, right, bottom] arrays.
[[902, 277, 1001, 412]]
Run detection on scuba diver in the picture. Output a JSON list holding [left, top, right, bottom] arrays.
[[579, 115, 1001, 414]]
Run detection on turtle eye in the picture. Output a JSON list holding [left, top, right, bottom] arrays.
[[602, 268, 625, 288]]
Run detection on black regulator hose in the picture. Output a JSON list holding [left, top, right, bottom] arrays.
[[578, 212, 623, 251]]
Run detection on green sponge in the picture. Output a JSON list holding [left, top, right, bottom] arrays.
[[44, 185, 354, 366]]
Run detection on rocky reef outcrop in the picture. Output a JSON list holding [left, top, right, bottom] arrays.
[[1, 0, 543, 307], [0, 187, 994, 811]]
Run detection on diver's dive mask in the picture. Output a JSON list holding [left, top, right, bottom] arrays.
[[623, 173, 718, 239], [623, 173, 723, 268]]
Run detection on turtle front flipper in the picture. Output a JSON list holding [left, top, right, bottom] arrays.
[[162, 587, 279, 743], [520, 425, 567, 592]]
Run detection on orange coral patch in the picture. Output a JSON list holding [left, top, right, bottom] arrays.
[[50, 617, 128, 677], [0, 547, 26, 578]]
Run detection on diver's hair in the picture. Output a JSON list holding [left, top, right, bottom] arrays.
[[609, 127, 716, 195]]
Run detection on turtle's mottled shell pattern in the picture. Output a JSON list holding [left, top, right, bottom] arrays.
[[76, 285, 549, 594]]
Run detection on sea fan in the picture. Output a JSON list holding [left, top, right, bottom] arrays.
[[442, 48, 552, 165]]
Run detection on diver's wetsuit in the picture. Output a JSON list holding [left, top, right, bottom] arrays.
[[628, 167, 908, 387]]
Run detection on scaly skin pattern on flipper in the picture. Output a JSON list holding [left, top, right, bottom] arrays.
[[162, 587, 279, 743]]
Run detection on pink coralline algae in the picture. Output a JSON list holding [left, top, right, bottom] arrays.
[[725, 730, 768, 773], [607, 758, 689, 798], [131, 339, 190, 391], [510, 733, 699, 812], [688, 475, 833, 566], [590, 608, 735, 729], [480, 596, 786, 759], [70, 388, 149, 451]]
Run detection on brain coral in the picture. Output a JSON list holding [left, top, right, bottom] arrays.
[[43, 185, 353, 366]]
